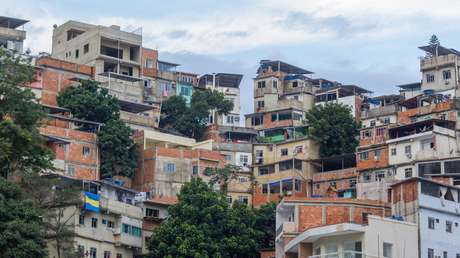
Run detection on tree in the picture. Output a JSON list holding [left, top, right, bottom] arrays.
[[306, 102, 359, 157], [254, 203, 276, 250], [208, 164, 241, 194], [147, 178, 259, 258], [57, 80, 138, 178], [57, 80, 120, 125], [429, 34, 440, 47], [0, 177, 48, 258], [160, 89, 234, 140], [0, 48, 54, 178], [98, 119, 138, 178]]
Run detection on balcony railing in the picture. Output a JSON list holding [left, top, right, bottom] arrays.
[[420, 54, 460, 70], [120, 111, 158, 128], [99, 197, 143, 219]]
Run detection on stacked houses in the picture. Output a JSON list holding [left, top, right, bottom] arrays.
[[3, 14, 460, 258]]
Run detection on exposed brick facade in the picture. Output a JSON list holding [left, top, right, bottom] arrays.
[[312, 168, 358, 196], [34, 56, 94, 106], [141, 48, 158, 78]]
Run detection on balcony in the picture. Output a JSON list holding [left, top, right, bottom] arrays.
[[420, 54, 460, 71], [0, 27, 26, 40], [213, 142, 252, 152], [114, 230, 142, 248], [99, 197, 143, 219], [254, 87, 277, 98], [120, 111, 158, 128], [157, 70, 176, 81], [95, 73, 143, 103]]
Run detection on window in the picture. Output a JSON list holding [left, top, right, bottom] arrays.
[[426, 73, 435, 83], [192, 166, 198, 175], [239, 155, 249, 166], [262, 184, 268, 194], [224, 154, 232, 161], [295, 179, 301, 192], [91, 217, 98, 228], [226, 195, 232, 203], [428, 217, 435, 229], [376, 127, 386, 136], [239, 176, 248, 183], [146, 208, 160, 218], [383, 117, 390, 124], [391, 148, 397, 156], [359, 152, 369, 160], [273, 80, 278, 88], [226, 115, 234, 124], [66, 164, 75, 177], [163, 163, 175, 173], [75, 49, 79, 58], [257, 101, 264, 108], [383, 243, 393, 258], [370, 120, 376, 127], [295, 146, 303, 154], [102, 219, 107, 225], [104, 251, 111, 258], [404, 145, 412, 156], [362, 130, 372, 138], [405, 168, 413, 178], [418, 162, 441, 177], [443, 70, 452, 80], [238, 196, 249, 204], [146, 58, 154, 69], [375, 149, 381, 160], [257, 81, 266, 88], [116, 254, 123, 258], [428, 248, 434, 258], [292, 81, 298, 88], [376, 171, 385, 181], [421, 139, 433, 150], [83, 43, 89, 54], [281, 148, 288, 156], [90, 248, 97, 258], [83, 146, 91, 157], [446, 221, 453, 233], [349, 179, 357, 188], [107, 220, 114, 228], [79, 213, 85, 225], [363, 173, 371, 181]]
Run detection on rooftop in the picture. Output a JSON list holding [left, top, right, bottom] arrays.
[[396, 82, 422, 90], [0, 16, 29, 29], [199, 73, 244, 88], [258, 60, 313, 75], [419, 44, 460, 56], [316, 84, 372, 95]]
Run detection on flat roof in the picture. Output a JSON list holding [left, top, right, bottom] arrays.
[[199, 73, 244, 88], [419, 45, 460, 56], [98, 72, 143, 82], [391, 176, 460, 190], [157, 60, 180, 67], [0, 16, 29, 29], [47, 113, 103, 126], [316, 84, 372, 95], [396, 82, 421, 89], [258, 60, 313, 75], [118, 99, 154, 113]]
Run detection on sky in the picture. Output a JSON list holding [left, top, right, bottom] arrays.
[[4, 0, 460, 117]]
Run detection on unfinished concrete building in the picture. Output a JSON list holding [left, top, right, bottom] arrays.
[[51, 20, 157, 129], [0, 16, 28, 52], [199, 73, 243, 126]]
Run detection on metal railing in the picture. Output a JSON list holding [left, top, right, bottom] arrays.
[[309, 251, 378, 258]]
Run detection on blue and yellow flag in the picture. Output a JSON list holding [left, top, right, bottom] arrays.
[[84, 191, 100, 213]]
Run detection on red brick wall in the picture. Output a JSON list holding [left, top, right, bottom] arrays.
[[40, 125, 98, 180], [312, 168, 357, 196], [398, 100, 454, 125], [252, 180, 308, 208], [298, 205, 324, 231], [391, 181, 418, 204], [35, 57, 94, 106], [357, 146, 389, 171], [141, 48, 158, 78]]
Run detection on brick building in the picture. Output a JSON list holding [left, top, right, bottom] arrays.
[[275, 197, 418, 258]]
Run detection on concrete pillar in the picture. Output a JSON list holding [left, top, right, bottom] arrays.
[[298, 243, 313, 258]]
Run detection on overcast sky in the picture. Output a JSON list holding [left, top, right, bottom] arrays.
[[4, 0, 460, 116]]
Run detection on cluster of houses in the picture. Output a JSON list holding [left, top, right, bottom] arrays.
[[2, 15, 460, 258]]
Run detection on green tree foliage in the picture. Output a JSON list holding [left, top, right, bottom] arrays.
[[57, 80, 120, 125], [254, 203, 276, 250], [147, 178, 259, 258], [57, 80, 138, 178], [0, 177, 48, 258], [0, 49, 54, 177], [160, 89, 234, 140], [208, 164, 241, 194], [98, 119, 138, 178], [306, 102, 359, 157], [429, 34, 440, 47]]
